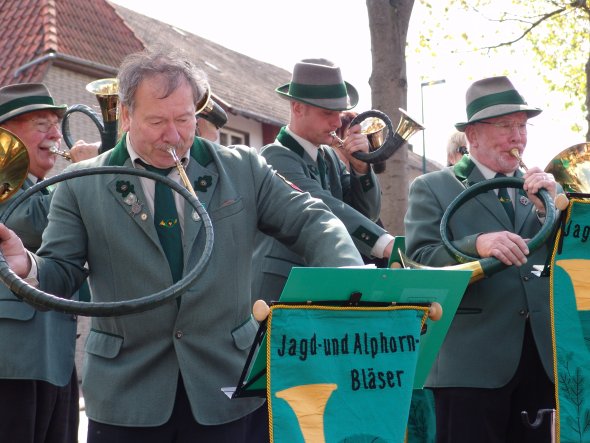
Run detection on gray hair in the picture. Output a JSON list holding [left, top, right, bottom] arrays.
[[117, 47, 208, 112], [446, 131, 468, 157]]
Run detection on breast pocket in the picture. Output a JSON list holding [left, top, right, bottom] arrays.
[[0, 292, 35, 321], [209, 197, 244, 222]]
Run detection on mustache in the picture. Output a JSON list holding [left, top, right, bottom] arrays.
[[154, 141, 185, 153]]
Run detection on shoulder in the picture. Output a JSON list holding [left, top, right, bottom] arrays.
[[409, 168, 458, 196]]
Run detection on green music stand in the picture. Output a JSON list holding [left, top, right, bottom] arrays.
[[232, 267, 470, 397]]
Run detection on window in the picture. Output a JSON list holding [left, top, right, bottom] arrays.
[[219, 127, 248, 146]]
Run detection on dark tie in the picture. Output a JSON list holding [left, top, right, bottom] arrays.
[[495, 173, 515, 224], [37, 179, 49, 195], [138, 161, 184, 284], [317, 147, 327, 189]]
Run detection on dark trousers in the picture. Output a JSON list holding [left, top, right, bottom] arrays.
[[432, 321, 555, 443], [0, 368, 79, 443], [87, 375, 269, 443]]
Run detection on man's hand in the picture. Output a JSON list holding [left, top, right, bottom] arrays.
[[523, 167, 557, 214], [476, 231, 529, 266], [341, 123, 370, 174], [0, 224, 31, 277], [69, 140, 100, 163]]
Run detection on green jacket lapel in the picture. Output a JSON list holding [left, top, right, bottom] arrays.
[[456, 156, 514, 230], [183, 138, 218, 252], [105, 136, 157, 245], [513, 169, 534, 233], [276, 127, 324, 186]]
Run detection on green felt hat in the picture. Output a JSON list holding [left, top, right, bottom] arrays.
[[276, 58, 359, 111], [455, 76, 541, 131], [0, 83, 67, 124]]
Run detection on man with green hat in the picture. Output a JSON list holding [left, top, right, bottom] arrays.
[[0, 82, 96, 442], [252, 58, 395, 302], [404, 76, 559, 442]]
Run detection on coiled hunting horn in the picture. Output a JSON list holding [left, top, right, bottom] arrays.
[[0, 127, 214, 316]]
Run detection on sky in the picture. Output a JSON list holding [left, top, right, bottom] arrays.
[[109, 0, 584, 168]]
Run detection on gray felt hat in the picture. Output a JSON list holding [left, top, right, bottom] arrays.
[[276, 58, 359, 111], [455, 76, 541, 131], [0, 83, 67, 124]]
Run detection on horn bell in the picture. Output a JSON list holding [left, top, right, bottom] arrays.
[[544, 142, 590, 194], [398, 250, 487, 284], [0, 128, 29, 203], [86, 78, 119, 124]]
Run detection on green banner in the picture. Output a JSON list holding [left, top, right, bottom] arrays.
[[552, 198, 590, 442], [267, 305, 428, 443]]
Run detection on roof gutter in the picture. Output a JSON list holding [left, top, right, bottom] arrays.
[[14, 52, 117, 78]]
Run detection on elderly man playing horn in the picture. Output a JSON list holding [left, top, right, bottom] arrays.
[[252, 58, 395, 303], [405, 76, 558, 442], [0, 83, 97, 443], [0, 48, 364, 443]]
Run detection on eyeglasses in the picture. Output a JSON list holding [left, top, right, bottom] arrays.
[[26, 119, 61, 133], [477, 121, 532, 135]]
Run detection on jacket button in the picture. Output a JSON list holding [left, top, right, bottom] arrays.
[[519, 309, 527, 316], [175, 330, 183, 339], [523, 276, 530, 281]]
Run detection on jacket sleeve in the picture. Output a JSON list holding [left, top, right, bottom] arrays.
[[0, 185, 51, 252], [404, 173, 481, 267], [262, 144, 387, 258], [328, 149, 382, 221], [251, 148, 364, 268]]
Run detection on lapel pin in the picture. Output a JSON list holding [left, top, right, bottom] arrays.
[[195, 175, 212, 192], [117, 181, 144, 216], [519, 195, 529, 206]]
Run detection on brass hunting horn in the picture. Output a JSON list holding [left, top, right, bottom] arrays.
[[0, 125, 214, 317], [60, 78, 119, 157], [331, 108, 424, 164], [195, 85, 228, 129], [400, 175, 556, 283], [544, 142, 590, 195]]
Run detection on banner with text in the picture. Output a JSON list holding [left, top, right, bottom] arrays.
[[267, 305, 428, 443], [552, 198, 590, 443]]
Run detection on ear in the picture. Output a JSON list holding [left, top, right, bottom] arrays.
[[464, 125, 476, 148], [291, 100, 305, 117], [120, 104, 130, 132]]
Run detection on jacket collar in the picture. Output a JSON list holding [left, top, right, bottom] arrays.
[[107, 133, 212, 168]]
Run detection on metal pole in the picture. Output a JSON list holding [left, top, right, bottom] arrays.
[[420, 79, 446, 174], [421, 84, 426, 174]]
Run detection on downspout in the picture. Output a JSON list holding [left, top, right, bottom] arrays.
[[13, 52, 117, 78]]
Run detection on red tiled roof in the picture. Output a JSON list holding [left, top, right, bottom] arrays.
[[0, 0, 143, 86], [56, 0, 143, 67], [0, 0, 52, 84], [0, 0, 289, 125]]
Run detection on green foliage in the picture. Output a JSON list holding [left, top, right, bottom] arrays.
[[414, 0, 589, 134]]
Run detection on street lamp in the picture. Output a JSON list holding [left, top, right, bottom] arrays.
[[420, 79, 446, 174]]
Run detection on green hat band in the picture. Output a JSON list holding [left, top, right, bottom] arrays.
[[467, 90, 525, 120], [288, 82, 348, 99], [0, 95, 56, 116]]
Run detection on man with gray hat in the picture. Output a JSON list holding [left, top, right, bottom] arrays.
[[0, 83, 97, 442], [252, 58, 394, 302], [405, 76, 558, 442]]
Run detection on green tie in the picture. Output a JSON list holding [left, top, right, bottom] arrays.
[[317, 147, 327, 189], [139, 162, 184, 284], [495, 173, 515, 224]]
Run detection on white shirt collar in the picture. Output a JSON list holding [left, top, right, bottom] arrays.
[[126, 133, 190, 168], [470, 155, 514, 180]]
